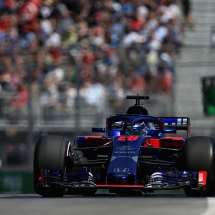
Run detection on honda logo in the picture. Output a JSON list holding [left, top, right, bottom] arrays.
[[114, 168, 129, 173]]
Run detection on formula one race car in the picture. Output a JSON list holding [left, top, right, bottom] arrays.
[[33, 95, 215, 197]]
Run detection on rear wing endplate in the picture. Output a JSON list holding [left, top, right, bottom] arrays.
[[159, 117, 190, 137]]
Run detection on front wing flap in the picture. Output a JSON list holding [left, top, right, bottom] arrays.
[[39, 176, 194, 192]]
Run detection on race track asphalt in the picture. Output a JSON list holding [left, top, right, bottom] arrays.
[[0, 190, 215, 215]]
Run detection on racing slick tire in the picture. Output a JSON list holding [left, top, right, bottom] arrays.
[[181, 136, 215, 197], [33, 135, 71, 197]]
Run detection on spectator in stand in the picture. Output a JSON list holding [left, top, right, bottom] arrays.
[[61, 25, 78, 48], [80, 76, 106, 113], [181, 0, 194, 28], [105, 71, 124, 112], [11, 82, 28, 109], [158, 65, 173, 94], [39, 73, 59, 121], [11, 81, 28, 121]]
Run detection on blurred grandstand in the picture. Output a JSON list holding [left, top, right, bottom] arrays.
[[0, 0, 181, 127]]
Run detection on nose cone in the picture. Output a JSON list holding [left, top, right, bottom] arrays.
[[107, 173, 135, 184]]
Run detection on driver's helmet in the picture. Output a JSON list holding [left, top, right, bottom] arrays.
[[122, 121, 151, 135], [133, 122, 147, 135]]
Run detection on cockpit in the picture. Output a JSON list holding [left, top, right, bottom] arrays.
[[108, 119, 160, 137]]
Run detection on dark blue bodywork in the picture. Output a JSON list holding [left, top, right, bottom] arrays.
[[107, 136, 144, 183]]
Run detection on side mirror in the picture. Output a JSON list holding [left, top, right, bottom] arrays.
[[163, 128, 177, 133], [92, 127, 106, 133]]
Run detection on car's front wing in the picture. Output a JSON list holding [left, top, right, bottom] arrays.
[[38, 176, 190, 192]]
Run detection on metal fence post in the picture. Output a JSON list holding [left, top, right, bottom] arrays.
[[26, 52, 35, 168]]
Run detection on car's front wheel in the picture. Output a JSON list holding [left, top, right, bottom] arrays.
[[33, 135, 71, 197]]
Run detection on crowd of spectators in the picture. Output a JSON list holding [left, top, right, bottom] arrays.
[[0, 0, 184, 121]]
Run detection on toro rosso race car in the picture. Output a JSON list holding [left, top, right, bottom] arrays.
[[33, 95, 215, 197]]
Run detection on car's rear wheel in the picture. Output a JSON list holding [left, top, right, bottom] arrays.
[[181, 136, 215, 197], [33, 135, 71, 197]]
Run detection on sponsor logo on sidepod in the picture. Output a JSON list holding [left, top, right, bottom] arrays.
[[115, 151, 135, 154]]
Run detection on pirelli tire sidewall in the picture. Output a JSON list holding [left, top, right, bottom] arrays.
[[34, 135, 71, 171], [182, 136, 215, 195], [33, 135, 71, 197]]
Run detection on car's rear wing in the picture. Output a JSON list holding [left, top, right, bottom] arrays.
[[159, 117, 190, 137]]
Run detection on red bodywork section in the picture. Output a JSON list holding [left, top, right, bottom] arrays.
[[83, 136, 185, 148], [145, 137, 185, 148], [96, 184, 144, 189], [84, 136, 113, 146], [198, 171, 207, 186]]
